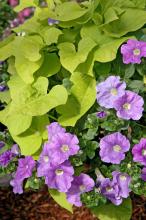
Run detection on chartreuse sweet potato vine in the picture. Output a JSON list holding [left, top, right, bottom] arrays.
[[1, 0, 146, 219]]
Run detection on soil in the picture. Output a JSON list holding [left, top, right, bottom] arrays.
[[0, 185, 146, 220]]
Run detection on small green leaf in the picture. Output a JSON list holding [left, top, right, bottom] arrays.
[[91, 198, 132, 220], [49, 189, 73, 213]]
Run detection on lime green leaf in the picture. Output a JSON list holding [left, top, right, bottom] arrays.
[[57, 72, 96, 126], [49, 189, 73, 213], [43, 27, 62, 45], [14, 0, 36, 12], [91, 198, 132, 220], [11, 115, 49, 156], [0, 91, 11, 104], [36, 53, 61, 78], [58, 38, 96, 73], [55, 2, 89, 21], [0, 76, 68, 135], [15, 55, 43, 84], [13, 36, 43, 62], [103, 8, 146, 37], [94, 36, 132, 62]]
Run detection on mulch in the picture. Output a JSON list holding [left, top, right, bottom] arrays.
[[0, 186, 146, 220]]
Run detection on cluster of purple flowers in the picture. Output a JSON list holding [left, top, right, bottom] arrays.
[[96, 76, 144, 120], [0, 144, 20, 167], [121, 39, 146, 64], [97, 171, 131, 205], [37, 122, 95, 206]]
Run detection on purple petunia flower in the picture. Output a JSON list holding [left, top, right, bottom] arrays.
[[67, 173, 95, 207], [45, 132, 79, 165], [10, 179, 23, 194], [11, 144, 20, 156], [132, 138, 146, 166], [100, 178, 122, 205], [0, 150, 13, 167], [96, 76, 126, 109], [141, 167, 146, 181], [45, 161, 74, 192], [96, 111, 107, 119], [99, 132, 130, 164], [37, 143, 51, 177], [114, 91, 144, 120], [112, 171, 131, 198], [121, 39, 146, 64], [10, 156, 36, 194], [14, 156, 36, 180], [0, 141, 5, 149], [48, 18, 59, 26], [99, 171, 131, 205], [47, 122, 66, 143]]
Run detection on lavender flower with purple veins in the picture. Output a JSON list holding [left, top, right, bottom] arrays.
[[0, 150, 13, 167], [100, 178, 122, 205], [99, 132, 130, 164], [114, 91, 144, 120], [112, 171, 131, 198], [37, 143, 51, 177], [141, 167, 146, 181], [96, 76, 126, 109], [0, 141, 5, 149], [48, 18, 59, 26], [121, 39, 146, 64], [10, 179, 23, 194], [11, 144, 20, 156], [45, 161, 74, 192], [46, 132, 79, 165], [96, 111, 107, 119], [14, 156, 36, 180], [67, 173, 95, 207], [47, 122, 66, 143], [132, 138, 146, 166]]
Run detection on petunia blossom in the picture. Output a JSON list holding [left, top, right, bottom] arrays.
[[47, 122, 66, 143], [132, 138, 146, 166], [114, 91, 144, 120], [67, 173, 95, 207], [45, 132, 80, 165], [37, 143, 52, 177], [0, 150, 13, 167], [99, 132, 130, 164], [96, 76, 126, 109], [121, 39, 146, 64], [45, 161, 74, 192]]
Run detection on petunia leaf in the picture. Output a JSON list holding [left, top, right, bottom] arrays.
[[91, 198, 132, 220], [49, 189, 73, 213]]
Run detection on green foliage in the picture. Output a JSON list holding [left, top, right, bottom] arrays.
[[49, 189, 73, 213], [91, 198, 132, 220]]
